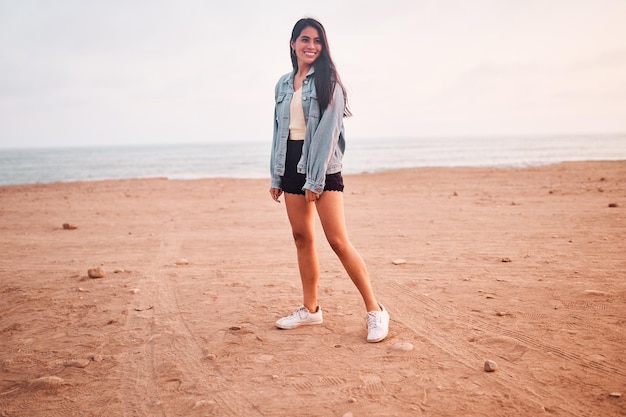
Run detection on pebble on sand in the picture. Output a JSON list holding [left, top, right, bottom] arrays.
[[30, 376, 65, 386], [584, 289, 611, 296], [65, 359, 90, 368], [392, 259, 407, 265], [62, 223, 78, 230], [501, 257, 512, 262], [175, 258, 189, 266], [193, 400, 216, 409], [608, 203, 618, 208], [609, 392, 622, 398], [484, 359, 498, 372], [391, 342, 415, 352], [88, 267, 106, 279]]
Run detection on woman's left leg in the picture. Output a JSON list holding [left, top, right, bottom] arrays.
[[315, 191, 381, 312]]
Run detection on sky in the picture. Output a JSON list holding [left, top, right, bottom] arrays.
[[1, 0, 625, 148]]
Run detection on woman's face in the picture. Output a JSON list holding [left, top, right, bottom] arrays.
[[291, 26, 322, 68]]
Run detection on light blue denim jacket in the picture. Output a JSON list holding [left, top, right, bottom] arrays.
[[270, 67, 346, 194]]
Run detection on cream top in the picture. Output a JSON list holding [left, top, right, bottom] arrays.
[[289, 88, 306, 140]]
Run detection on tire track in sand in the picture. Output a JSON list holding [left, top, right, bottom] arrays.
[[383, 281, 624, 416], [119, 227, 263, 416], [385, 281, 625, 379]]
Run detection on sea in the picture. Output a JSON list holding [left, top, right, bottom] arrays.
[[0, 134, 625, 186]]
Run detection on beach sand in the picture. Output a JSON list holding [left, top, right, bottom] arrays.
[[0, 161, 625, 416]]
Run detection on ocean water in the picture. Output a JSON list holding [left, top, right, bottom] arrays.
[[0, 134, 625, 186]]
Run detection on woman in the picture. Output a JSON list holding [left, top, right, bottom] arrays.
[[269, 18, 389, 343]]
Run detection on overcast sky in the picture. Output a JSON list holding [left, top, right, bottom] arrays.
[[1, 0, 625, 148]]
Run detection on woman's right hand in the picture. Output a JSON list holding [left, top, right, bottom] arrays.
[[269, 188, 283, 203]]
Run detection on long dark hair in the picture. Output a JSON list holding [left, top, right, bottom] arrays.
[[290, 18, 351, 117]]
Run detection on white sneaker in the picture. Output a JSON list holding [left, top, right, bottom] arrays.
[[365, 304, 389, 343], [276, 306, 323, 329]]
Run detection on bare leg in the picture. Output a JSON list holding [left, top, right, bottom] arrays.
[[284, 192, 319, 312], [315, 191, 380, 312]]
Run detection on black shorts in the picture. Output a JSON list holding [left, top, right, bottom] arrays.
[[281, 139, 344, 195]]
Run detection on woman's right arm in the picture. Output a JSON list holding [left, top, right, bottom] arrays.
[[269, 80, 282, 200]]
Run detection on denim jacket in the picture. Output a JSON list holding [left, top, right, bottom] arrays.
[[270, 67, 346, 194]]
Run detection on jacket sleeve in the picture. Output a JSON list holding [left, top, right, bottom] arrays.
[[269, 81, 282, 189], [303, 84, 344, 194]]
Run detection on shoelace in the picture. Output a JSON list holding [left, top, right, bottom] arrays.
[[289, 307, 308, 319], [366, 311, 380, 329]]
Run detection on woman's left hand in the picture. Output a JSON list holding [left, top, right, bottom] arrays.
[[305, 189, 321, 202], [269, 187, 283, 203]]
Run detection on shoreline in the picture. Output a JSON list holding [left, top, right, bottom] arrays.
[[1, 160, 624, 416], [1, 158, 625, 188], [2, 133, 626, 186]]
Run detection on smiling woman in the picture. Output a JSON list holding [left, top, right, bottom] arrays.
[[291, 27, 321, 68], [269, 17, 390, 344], [288, 18, 351, 119]]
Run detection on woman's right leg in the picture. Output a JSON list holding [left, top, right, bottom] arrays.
[[284, 193, 319, 312]]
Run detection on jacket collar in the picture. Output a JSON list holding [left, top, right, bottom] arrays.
[[285, 66, 315, 85]]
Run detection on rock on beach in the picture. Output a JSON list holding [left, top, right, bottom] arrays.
[[391, 342, 415, 352], [88, 267, 106, 279], [484, 359, 498, 372]]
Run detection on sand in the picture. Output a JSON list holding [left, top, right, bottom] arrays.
[[0, 161, 624, 417]]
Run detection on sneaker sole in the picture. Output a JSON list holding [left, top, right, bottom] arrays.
[[275, 319, 323, 330], [366, 333, 388, 343]]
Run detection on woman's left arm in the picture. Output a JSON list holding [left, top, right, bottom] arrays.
[[303, 84, 345, 195]]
